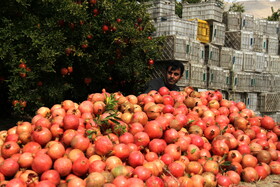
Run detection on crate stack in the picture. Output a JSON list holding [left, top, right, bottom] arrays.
[[222, 10, 280, 119], [144, 0, 280, 121], [181, 1, 228, 91]]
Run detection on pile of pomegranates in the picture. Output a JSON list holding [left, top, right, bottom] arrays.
[[0, 87, 280, 186]]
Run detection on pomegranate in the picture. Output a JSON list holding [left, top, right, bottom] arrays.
[[241, 167, 259, 182], [217, 175, 232, 187], [128, 151, 145, 168], [31, 154, 53, 174], [167, 161, 184, 178], [53, 157, 72, 177], [113, 143, 130, 160], [1, 141, 20, 159], [0, 158, 19, 177], [63, 114, 80, 130], [144, 120, 163, 139], [5, 178, 26, 187], [89, 160, 106, 173], [94, 136, 113, 156], [46, 141, 65, 160], [31, 126, 52, 146], [134, 132, 150, 148], [148, 139, 167, 154], [71, 133, 90, 152], [72, 157, 90, 177], [261, 116, 276, 130], [41, 170, 60, 185], [18, 152, 34, 168], [269, 161, 280, 174]]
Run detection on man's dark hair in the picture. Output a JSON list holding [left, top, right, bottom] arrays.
[[165, 60, 185, 76]]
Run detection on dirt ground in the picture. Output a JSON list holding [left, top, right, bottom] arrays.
[[237, 175, 280, 187]]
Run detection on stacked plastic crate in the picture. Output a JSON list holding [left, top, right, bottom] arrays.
[[145, 0, 176, 22], [145, 1, 280, 119], [145, 0, 208, 89], [182, 1, 227, 91], [222, 11, 246, 102], [256, 19, 280, 119], [223, 12, 274, 114]]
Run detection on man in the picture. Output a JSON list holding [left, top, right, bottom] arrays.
[[144, 60, 184, 93]]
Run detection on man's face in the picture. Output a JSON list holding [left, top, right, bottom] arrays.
[[165, 66, 182, 86]]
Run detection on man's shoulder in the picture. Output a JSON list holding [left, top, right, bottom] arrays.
[[149, 77, 164, 83]]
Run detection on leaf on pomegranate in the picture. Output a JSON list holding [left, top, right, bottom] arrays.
[[221, 125, 228, 134], [191, 148, 196, 154], [221, 161, 231, 166], [105, 94, 118, 111], [109, 118, 120, 125], [221, 153, 228, 161], [187, 120, 195, 124], [86, 129, 97, 139]]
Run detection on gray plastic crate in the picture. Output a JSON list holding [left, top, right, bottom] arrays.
[[186, 19, 199, 40], [262, 73, 273, 92], [276, 112, 280, 122], [182, 2, 223, 22], [154, 16, 198, 40], [186, 38, 205, 65], [159, 35, 188, 61], [271, 74, 280, 92], [223, 11, 241, 31], [145, 0, 175, 20], [243, 51, 255, 72], [267, 55, 280, 74], [254, 52, 268, 73], [155, 16, 190, 37], [240, 13, 255, 31], [252, 73, 272, 92], [205, 44, 220, 67], [266, 21, 280, 37], [267, 36, 279, 55], [258, 92, 280, 112], [207, 66, 224, 90], [182, 63, 207, 88], [210, 21, 225, 46], [232, 50, 243, 72], [254, 111, 262, 117], [253, 32, 267, 53], [219, 47, 233, 70], [223, 69, 231, 90], [228, 92, 246, 103], [252, 73, 260, 92], [225, 31, 254, 51], [177, 62, 189, 87], [231, 71, 254, 92], [254, 19, 267, 34], [245, 93, 258, 111]]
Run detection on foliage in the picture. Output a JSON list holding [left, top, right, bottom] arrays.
[[175, 1, 183, 18], [228, 2, 245, 13], [175, 0, 202, 18], [216, 0, 225, 10], [267, 7, 280, 21], [183, 0, 201, 4], [176, 0, 225, 18], [0, 0, 164, 118]]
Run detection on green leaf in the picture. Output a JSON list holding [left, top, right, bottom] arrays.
[[191, 148, 196, 154], [221, 161, 232, 166], [188, 120, 195, 124]]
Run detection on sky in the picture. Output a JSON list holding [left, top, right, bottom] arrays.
[[176, 0, 280, 18]]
